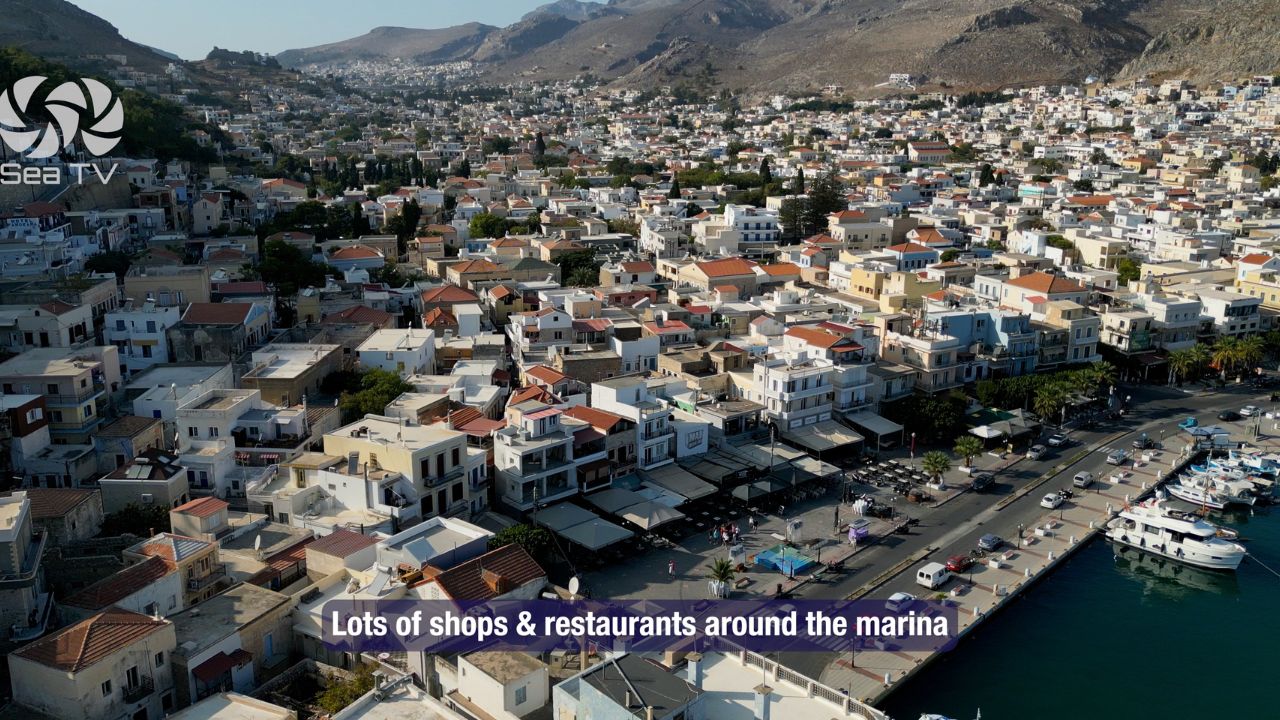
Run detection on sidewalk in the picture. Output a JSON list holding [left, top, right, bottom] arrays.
[[818, 450, 1174, 705]]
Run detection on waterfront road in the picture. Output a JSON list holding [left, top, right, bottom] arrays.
[[775, 381, 1274, 684]]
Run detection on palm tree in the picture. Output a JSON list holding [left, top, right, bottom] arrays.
[[921, 450, 951, 483], [1238, 335, 1264, 375], [953, 435, 984, 468], [1188, 343, 1212, 382], [1068, 368, 1095, 395], [1168, 348, 1198, 385], [1090, 361, 1117, 392], [1034, 383, 1070, 426], [1212, 337, 1241, 379], [708, 558, 735, 596]]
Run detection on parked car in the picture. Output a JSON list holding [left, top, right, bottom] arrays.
[[1218, 410, 1242, 422], [1026, 444, 1047, 460], [1073, 471, 1095, 488], [1106, 449, 1130, 465], [885, 592, 917, 613], [970, 472, 995, 492], [1046, 433, 1068, 447], [1040, 492, 1064, 509], [915, 562, 953, 590], [945, 554, 974, 573], [1240, 405, 1260, 417], [1132, 434, 1154, 450], [977, 533, 1004, 552]]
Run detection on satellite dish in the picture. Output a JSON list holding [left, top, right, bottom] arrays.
[[254, 535, 262, 551], [568, 576, 581, 598]]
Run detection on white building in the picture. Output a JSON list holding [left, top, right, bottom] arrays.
[[591, 377, 674, 470], [357, 328, 437, 377], [105, 302, 182, 375]]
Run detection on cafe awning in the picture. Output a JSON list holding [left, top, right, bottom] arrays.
[[846, 411, 904, 438], [781, 421, 864, 452], [640, 464, 717, 500], [535, 503, 599, 532], [617, 501, 685, 530], [557, 519, 634, 550], [584, 487, 647, 515]]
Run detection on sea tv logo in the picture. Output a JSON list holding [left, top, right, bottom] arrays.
[[0, 75, 124, 185]]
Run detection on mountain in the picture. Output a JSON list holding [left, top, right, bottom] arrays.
[[1119, 0, 1280, 83], [275, 23, 498, 66], [521, 0, 616, 22], [253, 0, 1280, 92], [0, 0, 176, 75]]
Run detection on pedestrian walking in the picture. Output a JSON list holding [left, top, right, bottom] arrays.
[[749, 515, 757, 531], [668, 559, 675, 578]]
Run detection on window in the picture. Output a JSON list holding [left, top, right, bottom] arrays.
[[46, 383, 58, 394], [188, 427, 198, 437], [155, 651, 165, 667], [515, 686, 528, 705], [209, 427, 219, 437], [101, 680, 112, 697], [451, 447, 460, 465]]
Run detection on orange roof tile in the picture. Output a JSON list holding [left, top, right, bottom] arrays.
[[1004, 271, 1086, 294], [13, 609, 169, 671]]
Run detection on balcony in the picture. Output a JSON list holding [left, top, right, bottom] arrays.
[[123, 676, 155, 704], [424, 465, 465, 487], [186, 564, 227, 591]]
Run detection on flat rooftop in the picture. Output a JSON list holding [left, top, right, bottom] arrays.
[[0, 347, 103, 377], [171, 584, 290, 658], [465, 651, 545, 684], [379, 517, 488, 557], [126, 364, 229, 391], [358, 328, 435, 352], [167, 692, 293, 720], [329, 416, 462, 448], [245, 344, 340, 380]]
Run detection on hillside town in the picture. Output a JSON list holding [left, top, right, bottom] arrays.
[[3, 51, 1280, 720]]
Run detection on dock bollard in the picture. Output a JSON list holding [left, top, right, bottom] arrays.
[[1124, 494, 1130, 504], [1141, 481, 1147, 490], [1024, 567, 1031, 578], [883, 672, 891, 686], [1047, 550, 1054, 561], [1088, 520, 1094, 529], [1069, 535, 1076, 544], [1106, 502, 1113, 513]]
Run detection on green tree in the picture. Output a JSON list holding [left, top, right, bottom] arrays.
[[1115, 257, 1142, 285], [489, 524, 554, 566], [1238, 335, 1264, 373], [792, 167, 805, 195], [1033, 383, 1070, 426], [803, 171, 844, 235], [100, 503, 171, 536], [457, 158, 471, 178], [953, 435, 984, 468], [318, 663, 376, 714], [921, 450, 951, 482], [778, 197, 811, 242], [978, 163, 996, 187], [339, 368, 414, 422], [709, 557, 735, 594], [85, 250, 133, 280], [469, 213, 507, 240], [759, 157, 773, 188], [1211, 337, 1242, 379], [667, 177, 681, 200], [534, 131, 546, 158]]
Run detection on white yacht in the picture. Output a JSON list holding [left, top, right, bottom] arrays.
[[1164, 479, 1229, 510], [1172, 472, 1256, 507], [1105, 500, 1246, 571]]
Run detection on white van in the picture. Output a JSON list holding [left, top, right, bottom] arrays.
[[915, 561, 952, 590]]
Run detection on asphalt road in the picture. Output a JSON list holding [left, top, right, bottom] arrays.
[[777, 380, 1273, 678]]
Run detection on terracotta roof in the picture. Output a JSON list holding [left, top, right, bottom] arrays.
[[265, 231, 315, 243], [1004, 271, 1086, 294], [308, 528, 377, 558], [421, 285, 479, 304], [13, 609, 169, 672], [330, 245, 382, 260], [760, 263, 801, 276], [215, 281, 270, 295], [451, 259, 502, 273], [563, 405, 627, 432], [172, 496, 228, 518], [831, 210, 867, 221], [182, 302, 253, 325], [695, 257, 758, 278], [644, 320, 691, 334], [620, 261, 654, 273], [1064, 194, 1116, 207], [886, 242, 935, 254], [207, 248, 246, 262], [784, 326, 844, 349], [323, 305, 393, 326], [525, 365, 568, 385], [1239, 253, 1274, 265], [508, 385, 559, 405], [422, 544, 545, 600], [17, 488, 97, 519], [490, 285, 515, 300], [61, 556, 174, 610], [127, 532, 212, 563]]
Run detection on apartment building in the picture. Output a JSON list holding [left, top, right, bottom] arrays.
[[8, 610, 177, 720], [562, 405, 638, 483], [693, 204, 779, 260], [0, 300, 94, 354], [592, 376, 675, 470], [1032, 300, 1102, 368], [240, 343, 343, 406], [0, 345, 122, 443], [99, 448, 191, 513], [123, 264, 212, 307], [105, 301, 182, 374], [123, 532, 228, 607], [494, 401, 580, 511], [322, 415, 486, 521], [356, 328, 436, 377], [0, 492, 52, 644]]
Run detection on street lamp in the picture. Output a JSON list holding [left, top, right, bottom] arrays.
[[910, 432, 916, 469]]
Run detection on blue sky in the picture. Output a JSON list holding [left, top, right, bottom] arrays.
[[73, 1, 604, 60]]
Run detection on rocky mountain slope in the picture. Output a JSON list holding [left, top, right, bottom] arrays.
[[1119, 0, 1280, 82], [275, 22, 499, 66]]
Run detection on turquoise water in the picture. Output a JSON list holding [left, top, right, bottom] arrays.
[[881, 505, 1280, 720]]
